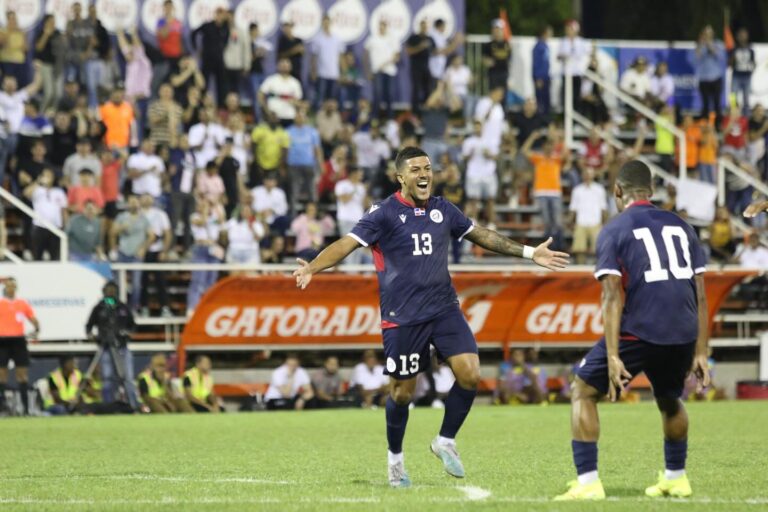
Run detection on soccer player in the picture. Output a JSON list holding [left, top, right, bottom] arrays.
[[554, 160, 711, 501], [743, 200, 768, 218], [293, 147, 569, 487]]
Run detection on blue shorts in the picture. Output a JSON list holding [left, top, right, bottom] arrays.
[[577, 338, 695, 399], [382, 306, 477, 380]]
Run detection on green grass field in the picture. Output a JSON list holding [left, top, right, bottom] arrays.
[[1, 401, 767, 511]]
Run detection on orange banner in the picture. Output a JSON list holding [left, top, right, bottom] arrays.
[[181, 270, 753, 347]]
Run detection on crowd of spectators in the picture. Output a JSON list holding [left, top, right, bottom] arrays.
[[0, 6, 767, 318]]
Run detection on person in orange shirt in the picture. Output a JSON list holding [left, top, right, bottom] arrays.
[[676, 114, 701, 174], [99, 84, 134, 150], [523, 129, 572, 249], [0, 278, 40, 416], [698, 122, 718, 184]]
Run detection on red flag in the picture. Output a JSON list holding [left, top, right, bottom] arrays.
[[724, 9, 734, 51], [499, 8, 512, 40]]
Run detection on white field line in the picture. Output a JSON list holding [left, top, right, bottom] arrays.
[[0, 475, 292, 485], [457, 485, 492, 501]]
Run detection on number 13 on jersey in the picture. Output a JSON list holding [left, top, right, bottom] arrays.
[[411, 233, 433, 256]]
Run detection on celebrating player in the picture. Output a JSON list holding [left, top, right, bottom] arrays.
[[293, 147, 569, 488], [743, 200, 768, 218], [555, 161, 710, 501]]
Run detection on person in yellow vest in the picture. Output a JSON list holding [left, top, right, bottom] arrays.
[[183, 355, 221, 413], [138, 354, 193, 413], [83, 365, 103, 406], [45, 357, 82, 415]]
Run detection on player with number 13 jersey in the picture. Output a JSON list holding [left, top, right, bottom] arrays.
[[293, 147, 569, 488]]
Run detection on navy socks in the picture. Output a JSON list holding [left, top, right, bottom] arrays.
[[438, 382, 477, 439]]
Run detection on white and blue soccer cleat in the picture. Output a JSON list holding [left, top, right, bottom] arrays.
[[388, 460, 411, 488], [430, 437, 465, 478]]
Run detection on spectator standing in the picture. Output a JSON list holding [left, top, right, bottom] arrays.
[[512, 97, 547, 148], [264, 353, 314, 411], [694, 25, 727, 125], [258, 59, 303, 128], [421, 81, 457, 165], [187, 200, 225, 312], [339, 50, 364, 115], [730, 28, 755, 116], [462, 120, 499, 226], [654, 104, 676, 174], [482, 19, 511, 93], [286, 109, 323, 208], [110, 195, 154, 312], [196, 161, 226, 205], [250, 111, 289, 187], [352, 120, 390, 182], [34, 14, 64, 112], [310, 356, 343, 409], [100, 149, 123, 249], [15, 141, 51, 254], [67, 200, 103, 262], [248, 23, 272, 122], [0, 66, 43, 181], [214, 137, 245, 218], [350, 350, 388, 408], [434, 162, 466, 263], [139, 194, 172, 317], [251, 173, 289, 234], [116, 28, 152, 116], [619, 56, 651, 103], [191, 7, 230, 105], [99, 84, 134, 151], [155, 0, 185, 89], [24, 169, 67, 260], [290, 202, 335, 261], [0, 11, 28, 85], [649, 61, 675, 108], [699, 122, 718, 184], [16, 99, 53, 163], [148, 83, 182, 149], [747, 104, 768, 177], [127, 139, 165, 200], [277, 21, 305, 83], [577, 128, 611, 178], [310, 15, 346, 109], [83, 4, 110, 111], [532, 25, 552, 116], [722, 103, 749, 161], [63, 138, 101, 187], [334, 167, 367, 264], [580, 55, 609, 125], [444, 54, 472, 119], [188, 108, 227, 170], [223, 10, 251, 98], [474, 86, 506, 151], [405, 19, 435, 113], [428, 19, 462, 82], [170, 56, 206, 106], [708, 206, 735, 262], [64, 3, 91, 83], [316, 99, 343, 158], [50, 111, 82, 167], [677, 114, 701, 176], [557, 20, 589, 113], [364, 20, 399, 119], [568, 167, 607, 264], [67, 169, 104, 213], [224, 204, 264, 265]]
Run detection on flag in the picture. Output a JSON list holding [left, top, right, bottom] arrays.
[[414, 208, 426, 216], [724, 9, 734, 51], [499, 8, 512, 40]]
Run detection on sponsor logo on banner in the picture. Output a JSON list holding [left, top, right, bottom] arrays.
[[234, 0, 278, 36], [327, 0, 367, 44], [95, 0, 138, 33], [141, 0, 185, 35], [369, 0, 411, 43], [413, 0, 456, 37], [46, 0, 86, 31], [280, 0, 322, 41], [525, 303, 603, 335], [187, 0, 229, 31], [1, 0, 43, 30]]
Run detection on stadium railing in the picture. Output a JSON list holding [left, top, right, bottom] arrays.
[[0, 186, 68, 262]]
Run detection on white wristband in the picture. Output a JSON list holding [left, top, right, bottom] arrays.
[[522, 245, 535, 260]]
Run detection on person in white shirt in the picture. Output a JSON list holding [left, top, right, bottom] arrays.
[[223, 12, 252, 99], [127, 139, 165, 198], [619, 56, 651, 103], [139, 194, 173, 317], [335, 167, 367, 264], [649, 61, 675, 108], [444, 54, 473, 119], [736, 232, 768, 269], [24, 168, 67, 260], [474, 86, 506, 151], [258, 58, 303, 126], [251, 173, 289, 232], [364, 20, 400, 119], [187, 200, 225, 312], [351, 350, 389, 408], [428, 18, 463, 82], [462, 120, 499, 225], [188, 108, 228, 169], [264, 353, 314, 410], [568, 167, 607, 264], [310, 15, 346, 109], [224, 204, 265, 266], [352, 121, 390, 181], [0, 65, 43, 179], [557, 20, 589, 112]]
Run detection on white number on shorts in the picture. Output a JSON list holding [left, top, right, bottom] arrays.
[[398, 354, 420, 376], [633, 226, 693, 283], [411, 233, 433, 256]]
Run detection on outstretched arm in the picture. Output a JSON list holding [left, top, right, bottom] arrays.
[[744, 200, 768, 218], [293, 236, 361, 289], [464, 227, 570, 271]]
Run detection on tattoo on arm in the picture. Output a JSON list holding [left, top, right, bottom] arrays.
[[465, 226, 524, 257]]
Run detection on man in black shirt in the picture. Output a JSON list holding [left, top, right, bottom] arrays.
[[50, 111, 80, 167], [482, 20, 511, 93], [512, 98, 548, 147], [730, 28, 755, 117], [215, 137, 243, 218], [405, 19, 435, 114], [191, 7, 230, 105], [277, 21, 305, 84]]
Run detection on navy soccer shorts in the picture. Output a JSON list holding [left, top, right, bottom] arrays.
[[382, 305, 477, 381], [577, 337, 695, 399]]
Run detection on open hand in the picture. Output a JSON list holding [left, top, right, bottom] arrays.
[[743, 200, 768, 218], [608, 355, 632, 402], [293, 258, 313, 290], [532, 237, 570, 271]]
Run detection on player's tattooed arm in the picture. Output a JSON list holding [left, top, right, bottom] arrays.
[[465, 227, 570, 270]]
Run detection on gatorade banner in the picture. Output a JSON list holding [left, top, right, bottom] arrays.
[[181, 270, 753, 348]]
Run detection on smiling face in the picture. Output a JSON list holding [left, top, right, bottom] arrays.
[[397, 155, 433, 205]]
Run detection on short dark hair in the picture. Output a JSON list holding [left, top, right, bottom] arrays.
[[78, 168, 94, 176], [434, 18, 445, 27], [617, 160, 652, 193], [395, 146, 429, 171]]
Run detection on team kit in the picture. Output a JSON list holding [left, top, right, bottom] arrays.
[[292, 148, 710, 501]]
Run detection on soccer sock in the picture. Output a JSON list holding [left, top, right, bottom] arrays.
[[385, 397, 410, 455], [438, 382, 477, 439], [664, 439, 687, 478], [572, 440, 599, 483], [19, 383, 29, 415]]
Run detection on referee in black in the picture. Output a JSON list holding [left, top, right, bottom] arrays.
[[0, 278, 40, 415]]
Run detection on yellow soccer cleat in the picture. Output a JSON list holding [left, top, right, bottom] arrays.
[[553, 479, 606, 501], [645, 471, 692, 498]]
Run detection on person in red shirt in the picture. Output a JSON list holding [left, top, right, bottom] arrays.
[[317, 144, 349, 204], [156, 0, 184, 65], [100, 149, 124, 251], [721, 103, 748, 161], [0, 278, 40, 416], [68, 169, 105, 213]]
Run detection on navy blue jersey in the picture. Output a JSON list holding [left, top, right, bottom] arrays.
[[349, 192, 474, 327], [594, 201, 707, 345]]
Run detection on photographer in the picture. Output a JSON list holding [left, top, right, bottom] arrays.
[[85, 281, 138, 409]]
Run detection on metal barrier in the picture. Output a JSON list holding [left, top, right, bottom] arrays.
[[0, 187, 68, 262]]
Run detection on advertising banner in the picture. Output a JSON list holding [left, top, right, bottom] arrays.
[[181, 270, 753, 348], [0, 263, 107, 341]]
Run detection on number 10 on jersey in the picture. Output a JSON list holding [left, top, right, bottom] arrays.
[[412, 233, 433, 256]]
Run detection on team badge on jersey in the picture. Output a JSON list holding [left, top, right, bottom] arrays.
[[414, 208, 426, 216], [430, 210, 443, 223]]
